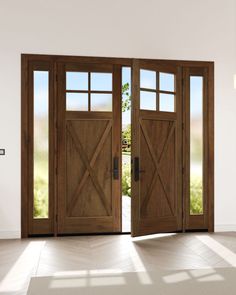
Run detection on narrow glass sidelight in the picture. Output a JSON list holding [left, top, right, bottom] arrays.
[[190, 76, 203, 215], [33, 71, 49, 218]]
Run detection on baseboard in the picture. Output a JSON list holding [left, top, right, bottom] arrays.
[[215, 224, 236, 232], [0, 230, 21, 239]]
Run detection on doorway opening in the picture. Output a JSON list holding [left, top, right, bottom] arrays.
[[122, 67, 131, 233]]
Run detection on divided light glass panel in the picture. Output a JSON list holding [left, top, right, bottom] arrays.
[[66, 93, 88, 111], [159, 72, 175, 92], [159, 93, 175, 112], [66, 72, 88, 90], [33, 71, 49, 218], [140, 70, 156, 89], [140, 91, 156, 110], [91, 94, 112, 111], [190, 76, 203, 215], [91, 73, 112, 91]]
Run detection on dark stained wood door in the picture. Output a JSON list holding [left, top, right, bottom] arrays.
[[57, 62, 121, 234], [131, 60, 183, 237]]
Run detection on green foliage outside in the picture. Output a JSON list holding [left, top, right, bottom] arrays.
[[122, 124, 131, 153], [122, 83, 131, 112], [190, 175, 203, 214], [34, 152, 49, 218], [34, 176, 48, 218], [122, 162, 131, 197]]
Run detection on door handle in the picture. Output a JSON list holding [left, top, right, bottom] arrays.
[[134, 157, 145, 181], [113, 157, 119, 180]]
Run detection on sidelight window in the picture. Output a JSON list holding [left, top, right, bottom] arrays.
[[33, 71, 49, 219], [190, 76, 204, 215]]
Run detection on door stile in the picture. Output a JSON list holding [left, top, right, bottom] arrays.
[[131, 59, 141, 237]]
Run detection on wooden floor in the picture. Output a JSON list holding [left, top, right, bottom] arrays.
[[0, 232, 236, 294]]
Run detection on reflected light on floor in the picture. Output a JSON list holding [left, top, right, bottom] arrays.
[[196, 235, 236, 267], [53, 269, 122, 278], [50, 269, 126, 289], [0, 241, 46, 293], [50, 277, 126, 289], [163, 267, 225, 284], [197, 274, 224, 282], [163, 271, 190, 283], [132, 233, 176, 242], [129, 240, 155, 285], [131, 233, 176, 285]]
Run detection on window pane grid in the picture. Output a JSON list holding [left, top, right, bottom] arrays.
[[66, 71, 113, 112], [140, 69, 175, 112]]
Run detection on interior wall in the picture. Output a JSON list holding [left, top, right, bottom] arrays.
[[0, 0, 235, 238]]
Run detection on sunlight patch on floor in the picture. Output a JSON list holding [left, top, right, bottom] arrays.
[[163, 267, 225, 284], [0, 241, 45, 293], [132, 233, 177, 242], [196, 235, 236, 267]]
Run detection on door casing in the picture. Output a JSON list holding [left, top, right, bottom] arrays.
[[21, 54, 214, 237]]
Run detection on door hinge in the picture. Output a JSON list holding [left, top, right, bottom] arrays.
[[182, 167, 184, 174]]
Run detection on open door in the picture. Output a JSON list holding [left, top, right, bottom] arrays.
[[131, 59, 183, 237]]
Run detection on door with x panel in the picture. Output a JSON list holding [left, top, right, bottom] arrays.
[[131, 60, 183, 237], [57, 62, 121, 234]]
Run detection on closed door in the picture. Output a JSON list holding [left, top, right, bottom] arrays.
[[131, 60, 183, 237], [57, 62, 121, 234]]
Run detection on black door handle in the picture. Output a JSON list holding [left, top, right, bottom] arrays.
[[134, 157, 145, 181], [113, 157, 119, 180]]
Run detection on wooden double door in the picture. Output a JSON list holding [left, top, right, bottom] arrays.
[[57, 59, 182, 236], [21, 54, 214, 238]]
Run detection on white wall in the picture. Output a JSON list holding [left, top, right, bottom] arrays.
[[0, 0, 236, 238]]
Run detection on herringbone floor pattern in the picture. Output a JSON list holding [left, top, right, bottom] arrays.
[[0, 232, 236, 294]]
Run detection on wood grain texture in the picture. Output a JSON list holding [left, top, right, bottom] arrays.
[[131, 60, 183, 237], [57, 61, 121, 234]]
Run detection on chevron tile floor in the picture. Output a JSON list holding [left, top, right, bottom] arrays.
[[0, 232, 236, 294]]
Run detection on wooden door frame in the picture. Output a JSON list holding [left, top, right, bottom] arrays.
[[183, 65, 214, 231], [21, 54, 214, 237]]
